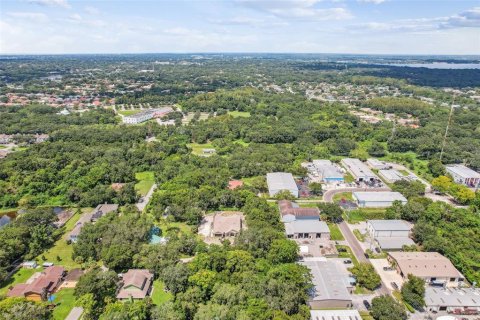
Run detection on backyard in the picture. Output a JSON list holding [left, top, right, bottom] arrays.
[[186, 143, 215, 156], [52, 288, 76, 320], [135, 171, 155, 196], [0, 267, 40, 295], [228, 111, 251, 118], [344, 208, 386, 224], [151, 280, 172, 305]]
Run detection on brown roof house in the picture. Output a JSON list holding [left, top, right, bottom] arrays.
[[211, 211, 246, 238], [7, 266, 65, 301], [59, 268, 84, 289], [388, 252, 464, 287], [279, 200, 320, 223], [117, 269, 154, 300]]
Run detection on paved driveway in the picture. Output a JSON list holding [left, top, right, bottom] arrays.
[[370, 258, 404, 291], [135, 183, 157, 212]]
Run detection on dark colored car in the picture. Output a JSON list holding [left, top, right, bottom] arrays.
[[391, 282, 399, 290], [343, 259, 352, 264], [363, 300, 371, 310]]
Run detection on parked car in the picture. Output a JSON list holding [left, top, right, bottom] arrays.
[[363, 300, 371, 310], [383, 266, 394, 271], [391, 282, 399, 290], [343, 259, 352, 264]]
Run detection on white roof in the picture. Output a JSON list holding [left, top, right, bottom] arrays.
[[379, 169, 404, 182], [300, 260, 352, 302], [310, 310, 361, 320], [312, 160, 344, 180], [368, 219, 412, 231], [446, 164, 480, 179], [426, 287, 480, 308], [266, 172, 298, 191], [353, 191, 407, 203], [285, 220, 330, 235], [376, 237, 415, 250], [341, 158, 377, 179]]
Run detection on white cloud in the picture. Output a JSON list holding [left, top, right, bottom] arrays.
[[67, 13, 107, 27], [28, 0, 70, 9], [85, 6, 100, 15], [236, 0, 352, 21], [6, 12, 49, 23], [357, 0, 386, 4]]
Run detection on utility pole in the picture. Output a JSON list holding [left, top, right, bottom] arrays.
[[440, 95, 456, 161]]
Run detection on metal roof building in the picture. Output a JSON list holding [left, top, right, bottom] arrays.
[[266, 172, 299, 197], [312, 160, 344, 182], [367, 158, 391, 170], [285, 220, 330, 240], [341, 158, 378, 182], [425, 287, 480, 313], [367, 219, 414, 250], [310, 310, 361, 320], [446, 164, 480, 188], [353, 191, 407, 208], [300, 259, 353, 309]]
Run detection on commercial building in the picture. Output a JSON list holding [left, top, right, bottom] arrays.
[[310, 310, 361, 320], [285, 220, 330, 240], [211, 211, 246, 238], [301, 259, 353, 309], [425, 287, 480, 315], [341, 158, 378, 182], [367, 220, 415, 251], [278, 200, 319, 222], [446, 164, 480, 188], [378, 169, 419, 184], [388, 252, 464, 287], [353, 191, 407, 208], [311, 160, 344, 183], [367, 158, 391, 170], [117, 269, 154, 300], [266, 172, 299, 198], [122, 107, 173, 124]]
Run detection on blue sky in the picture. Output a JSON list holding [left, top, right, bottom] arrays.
[[0, 0, 479, 54]]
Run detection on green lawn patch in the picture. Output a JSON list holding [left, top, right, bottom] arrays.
[[359, 311, 374, 320], [344, 172, 355, 183], [151, 280, 172, 305], [336, 245, 359, 266], [392, 290, 415, 313], [186, 143, 215, 156], [157, 219, 193, 237], [35, 211, 84, 269], [135, 171, 155, 196], [233, 139, 250, 146], [0, 145, 7, 149], [118, 109, 141, 116], [228, 111, 251, 118], [0, 268, 39, 295], [333, 192, 353, 203], [353, 229, 366, 242], [328, 223, 345, 241], [354, 286, 373, 294], [344, 208, 386, 224], [52, 288, 76, 320]]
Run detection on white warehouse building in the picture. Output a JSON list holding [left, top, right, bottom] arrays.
[[312, 160, 344, 183], [341, 158, 378, 182], [353, 191, 407, 208], [446, 164, 480, 188], [266, 172, 299, 198]]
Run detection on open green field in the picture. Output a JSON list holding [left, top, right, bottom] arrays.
[[52, 288, 76, 320], [186, 143, 215, 156], [344, 208, 386, 224], [333, 192, 353, 203], [336, 245, 359, 266], [35, 211, 84, 269], [118, 109, 141, 116], [328, 223, 345, 241], [228, 111, 251, 118], [135, 171, 155, 196], [0, 267, 40, 295], [157, 219, 193, 237], [151, 280, 172, 305]]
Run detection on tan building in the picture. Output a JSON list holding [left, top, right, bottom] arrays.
[[388, 252, 464, 287], [211, 211, 246, 238], [117, 269, 154, 300]]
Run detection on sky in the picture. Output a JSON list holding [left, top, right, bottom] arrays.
[[0, 0, 479, 55]]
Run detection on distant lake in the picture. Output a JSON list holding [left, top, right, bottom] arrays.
[[385, 62, 480, 70]]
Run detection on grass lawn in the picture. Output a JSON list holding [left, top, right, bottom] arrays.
[[157, 219, 193, 237], [52, 288, 76, 320], [333, 192, 353, 203], [336, 245, 359, 266], [0, 145, 6, 149], [0, 268, 39, 295], [135, 171, 155, 196], [118, 109, 141, 116], [35, 211, 83, 269], [354, 286, 373, 294], [228, 111, 251, 118], [344, 208, 386, 224], [344, 172, 355, 183], [392, 290, 415, 313], [328, 223, 345, 241], [233, 139, 250, 146], [186, 143, 215, 156], [151, 280, 172, 305], [353, 229, 366, 242], [359, 311, 374, 320]]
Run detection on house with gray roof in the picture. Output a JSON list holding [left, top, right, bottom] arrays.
[[285, 220, 330, 240]]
